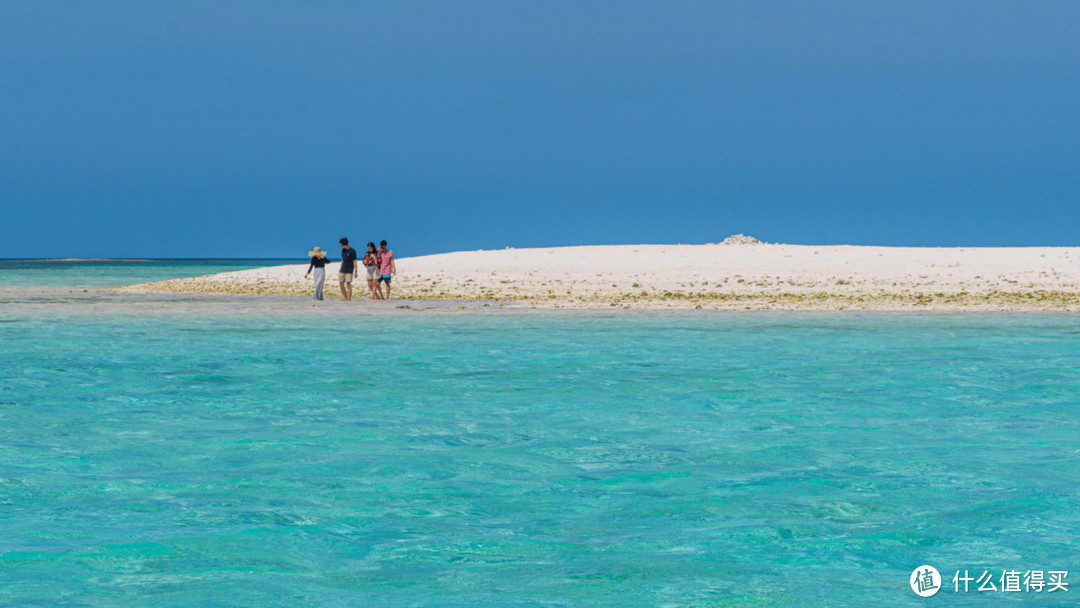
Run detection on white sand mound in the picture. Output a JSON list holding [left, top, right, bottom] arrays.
[[719, 234, 762, 245]]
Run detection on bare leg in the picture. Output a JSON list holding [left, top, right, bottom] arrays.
[[345, 281, 353, 301], [383, 281, 391, 300], [339, 279, 347, 300]]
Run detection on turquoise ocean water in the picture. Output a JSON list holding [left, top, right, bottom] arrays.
[[2, 262, 1078, 606], [0, 260, 287, 287]]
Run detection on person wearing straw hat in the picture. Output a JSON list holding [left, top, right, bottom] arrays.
[[304, 246, 331, 301]]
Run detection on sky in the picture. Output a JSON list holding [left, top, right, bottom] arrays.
[[1, 1, 1078, 258]]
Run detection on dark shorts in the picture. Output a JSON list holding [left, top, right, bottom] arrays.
[[379, 275, 392, 284]]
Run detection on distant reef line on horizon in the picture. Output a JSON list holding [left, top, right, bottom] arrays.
[[111, 239, 1080, 312], [16, 258, 159, 263], [9, 258, 293, 263], [10, 233, 1080, 263]]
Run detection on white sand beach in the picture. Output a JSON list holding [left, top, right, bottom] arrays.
[[117, 238, 1080, 311]]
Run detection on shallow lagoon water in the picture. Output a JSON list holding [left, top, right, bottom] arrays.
[[2, 266, 1079, 606], [0, 260, 286, 287]]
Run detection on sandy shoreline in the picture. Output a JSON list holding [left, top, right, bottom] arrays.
[[115, 243, 1080, 311]]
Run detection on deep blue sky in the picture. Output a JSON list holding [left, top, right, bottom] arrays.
[[2, 1, 1078, 258]]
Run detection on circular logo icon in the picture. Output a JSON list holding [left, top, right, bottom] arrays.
[[910, 565, 941, 597]]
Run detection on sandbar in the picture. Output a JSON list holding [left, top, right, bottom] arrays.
[[115, 241, 1080, 311]]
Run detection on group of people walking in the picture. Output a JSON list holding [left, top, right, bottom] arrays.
[[305, 238, 395, 301]]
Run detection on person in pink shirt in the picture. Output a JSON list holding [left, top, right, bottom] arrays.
[[377, 240, 396, 298]]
